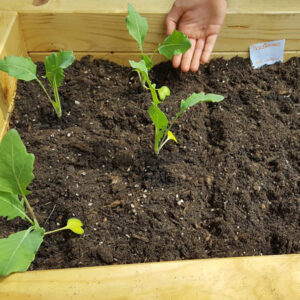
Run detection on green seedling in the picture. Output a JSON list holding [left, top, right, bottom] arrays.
[[0, 50, 74, 118], [126, 4, 224, 154], [0, 129, 84, 277]]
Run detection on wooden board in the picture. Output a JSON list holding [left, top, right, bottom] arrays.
[[0, 12, 16, 140], [0, 0, 299, 13], [16, 12, 300, 54], [1, 254, 299, 300], [0, 1, 299, 55], [0, 12, 27, 141], [29, 50, 300, 65]]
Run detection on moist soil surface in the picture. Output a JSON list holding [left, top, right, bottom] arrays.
[[2, 56, 300, 271]]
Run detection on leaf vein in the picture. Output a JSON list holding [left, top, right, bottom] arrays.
[[0, 197, 25, 219], [3, 228, 32, 274]]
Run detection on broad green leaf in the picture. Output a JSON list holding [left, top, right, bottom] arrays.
[[65, 218, 84, 235], [148, 104, 168, 142], [0, 192, 26, 221], [0, 228, 44, 277], [0, 56, 37, 81], [142, 54, 153, 70], [129, 59, 148, 74], [157, 86, 171, 101], [45, 50, 74, 88], [126, 3, 148, 51], [55, 50, 75, 68], [180, 92, 224, 112], [158, 30, 191, 60], [0, 129, 34, 196]]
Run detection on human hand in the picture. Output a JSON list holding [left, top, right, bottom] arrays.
[[166, 0, 227, 72]]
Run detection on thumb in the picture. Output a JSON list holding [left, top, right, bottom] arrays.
[[166, 3, 182, 35]]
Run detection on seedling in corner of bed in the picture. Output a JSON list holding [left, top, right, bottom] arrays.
[[126, 4, 224, 154], [0, 129, 84, 277], [0, 50, 74, 118]]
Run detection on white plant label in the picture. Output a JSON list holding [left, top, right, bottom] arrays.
[[250, 39, 285, 69]]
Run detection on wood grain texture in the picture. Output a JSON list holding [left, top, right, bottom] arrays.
[[1, 255, 299, 300], [18, 12, 300, 54], [0, 0, 299, 13], [29, 51, 300, 65], [0, 12, 27, 141], [1, 1, 299, 58]]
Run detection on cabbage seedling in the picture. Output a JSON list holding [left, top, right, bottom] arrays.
[[0, 129, 84, 277], [0, 50, 74, 118], [148, 92, 224, 154], [126, 4, 224, 154]]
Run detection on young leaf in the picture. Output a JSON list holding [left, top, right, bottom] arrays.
[[65, 218, 84, 235], [205, 93, 225, 102], [157, 86, 171, 101], [167, 131, 178, 143], [0, 228, 44, 277], [148, 104, 168, 142], [0, 129, 34, 196], [45, 50, 75, 88], [126, 3, 148, 51], [142, 54, 153, 70], [129, 60, 148, 74], [55, 50, 75, 69], [0, 56, 37, 81], [180, 92, 224, 112], [0, 192, 26, 221], [158, 30, 191, 60]]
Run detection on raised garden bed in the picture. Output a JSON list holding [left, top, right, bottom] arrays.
[[0, 1, 300, 299]]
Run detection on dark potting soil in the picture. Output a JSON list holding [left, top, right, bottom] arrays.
[[2, 56, 300, 271]]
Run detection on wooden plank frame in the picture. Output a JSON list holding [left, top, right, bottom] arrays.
[[15, 11, 300, 65], [0, 1, 299, 66], [0, 11, 27, 140], [1, 255, 299, 300], [0, 1, 299, 298]]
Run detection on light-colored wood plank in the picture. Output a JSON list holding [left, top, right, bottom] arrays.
[[18, 12, 300, 54], [0, 0, 173, 13], [29, 51, 300, 65], [1, 1, 299, 56], [0, 12, 17, 55], [219, 13, 300, 51], [0, 12, 27, 141], [0, 12, 14, 134], [227, 0, 300, 13], [30, 51, 167, 66], [19, 13, 164, 53], [0, 0, 299, 13], [1, 255, 299, 300]]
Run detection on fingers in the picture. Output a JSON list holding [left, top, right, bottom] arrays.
[[200, 34, 218, 64], [172, 54, 182, 69], [166, 19, 176, 36], [178, 34, 217, 72], [180, 39, 196, 72], [190, 39, 205, 72], [173, 39, 202, 73], [166, 3, 182, 35]]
